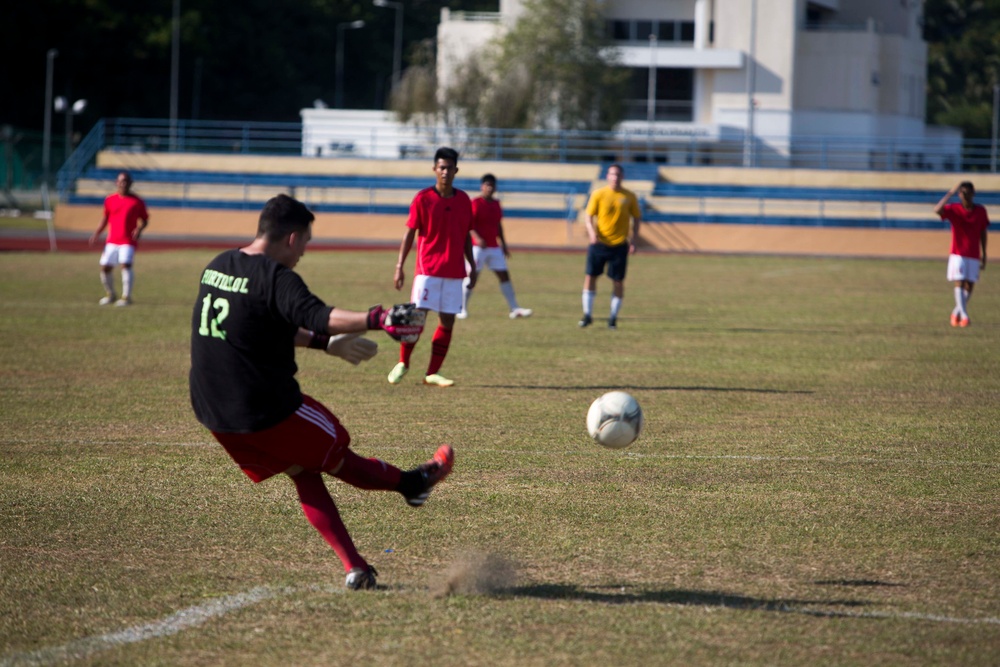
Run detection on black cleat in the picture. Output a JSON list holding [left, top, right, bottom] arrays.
[[404, 444, 454, 507], [607, 317, 617, 330], [578, 314, 593, 328]]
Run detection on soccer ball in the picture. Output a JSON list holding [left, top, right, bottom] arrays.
[[586, 391, 643, 449]]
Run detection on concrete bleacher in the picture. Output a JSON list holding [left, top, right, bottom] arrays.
[[54, 151, 1000, 257], [645, 165, 1000, 232], [56, 151, 599, 249], [69, 152, 595, 220]]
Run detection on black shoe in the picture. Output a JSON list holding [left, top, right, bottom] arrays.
[[608, 317, 617, 330], [578, 314, 593, 328], [404, 444, 454, 507], [345, 565, 379, 590]]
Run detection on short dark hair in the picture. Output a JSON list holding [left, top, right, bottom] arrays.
[[257, 194, 314, 242], [608, 163, 624, 176], [434, 147, 459, 165], [959, 181, 975, 193], [481, 173, 496, 185]]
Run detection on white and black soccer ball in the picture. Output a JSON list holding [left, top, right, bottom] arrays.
[[586, 391, 643, 449]]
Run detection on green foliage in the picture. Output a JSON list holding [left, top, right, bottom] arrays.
[[924, 0, 1000, 137], [444, 0, 629, 131]]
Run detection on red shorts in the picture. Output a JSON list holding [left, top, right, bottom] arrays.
[[212, 394, 351, 483]]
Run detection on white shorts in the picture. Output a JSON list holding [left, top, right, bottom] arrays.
[[947, 254, 980, 283], [411, 275, 464, 314], [472, 245, 508, 272], [99, 243, 136, 267]]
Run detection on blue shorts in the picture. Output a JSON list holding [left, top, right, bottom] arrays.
[[585, 242, 629, 281]]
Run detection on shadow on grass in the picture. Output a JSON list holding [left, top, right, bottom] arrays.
[[476, 384, 813, 394], [507, 583, 870, 618]]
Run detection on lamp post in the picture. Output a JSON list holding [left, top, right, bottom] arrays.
[[373, 0, 403, 91], [647, 33, 658, 124], [55, 97, 88, 162], [41, 48, 59, 251], [42, 48, 58, 214], [336, 20, 365, 108], [992, 83, 999, 173], [743, 0, 757, 168], [170, 0, 180, 151]]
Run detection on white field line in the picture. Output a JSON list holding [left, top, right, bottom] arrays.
[[0, 585, 294, 667], [3, 583, 998, 667]]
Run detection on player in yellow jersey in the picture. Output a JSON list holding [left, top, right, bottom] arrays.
[[579, 164, 641, 329]]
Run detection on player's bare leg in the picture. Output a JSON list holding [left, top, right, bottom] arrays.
[[99, 266, 116, 305]]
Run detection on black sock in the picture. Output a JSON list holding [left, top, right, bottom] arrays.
[[396, 469, 424, 497]]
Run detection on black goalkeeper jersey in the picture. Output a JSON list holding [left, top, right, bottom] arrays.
[[189, 249, 333, 433]]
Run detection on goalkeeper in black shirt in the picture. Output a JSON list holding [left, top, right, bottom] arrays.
[[189, 194, 453, 591]]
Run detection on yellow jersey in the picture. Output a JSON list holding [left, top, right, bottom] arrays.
[[585, 186, 641, 246]]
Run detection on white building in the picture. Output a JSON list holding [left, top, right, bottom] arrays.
[[434, 0, 960, 169], [300, 0, 959, 169]]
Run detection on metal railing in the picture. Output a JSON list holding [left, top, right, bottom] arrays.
[[54, 117, 1000, 203]]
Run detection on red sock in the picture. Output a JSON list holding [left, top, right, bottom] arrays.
[[291, 471, 366, 572], [400, 341, 416, 366], [333, 450, 402, 490], [426, 325, 452, 376]]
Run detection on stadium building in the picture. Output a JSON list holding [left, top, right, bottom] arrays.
[[304, 0, 956, 168], [432, 0, 954, 168]]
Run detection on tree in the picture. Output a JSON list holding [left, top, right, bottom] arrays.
[[441, 0, 628, 131], [924, 0, 1000, 138]]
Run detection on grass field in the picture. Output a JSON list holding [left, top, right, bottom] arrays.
[[1, 247, 998, 666]]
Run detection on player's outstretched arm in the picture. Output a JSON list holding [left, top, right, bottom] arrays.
[[296, 327, 378, 365]]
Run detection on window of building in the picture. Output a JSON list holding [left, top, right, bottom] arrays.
[[610, 20, 631, 41], [624, 67, 694, 122], [607, 18, 699, 43]]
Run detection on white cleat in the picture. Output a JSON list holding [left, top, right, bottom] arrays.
[[455, 310, 468, 319], [509, 307, 533, 319]]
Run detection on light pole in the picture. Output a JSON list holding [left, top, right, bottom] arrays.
[[647, 33, 658, 124], [170, 0, 180, 150], [743, 0, 757, 168], [42, 48, 57, 213], [336, 20, 365, 108], [41, 48, 58, 251], [992, 83, 999, 173], [373, 0, 403, 91], [55, 96, 88, 162]]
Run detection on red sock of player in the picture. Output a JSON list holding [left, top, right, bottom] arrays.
[[291, 471, 366, 572], [400, 341, 416, 366], [426, 325, 452, 376], [333, 450, 402, 491]]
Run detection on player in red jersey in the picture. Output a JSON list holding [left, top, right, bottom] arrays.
[[89, 171, 149, 306], [390, 147, 478, 387], [934, 181, 989, 327], [458, 173, 533, 320], [189, 194, 452, 591]]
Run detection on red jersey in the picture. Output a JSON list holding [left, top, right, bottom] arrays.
[[103, 192, 149, 246], [471, 197, 503, 248], [941, 203, 990, 259], [406, 187, 473, 278]]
